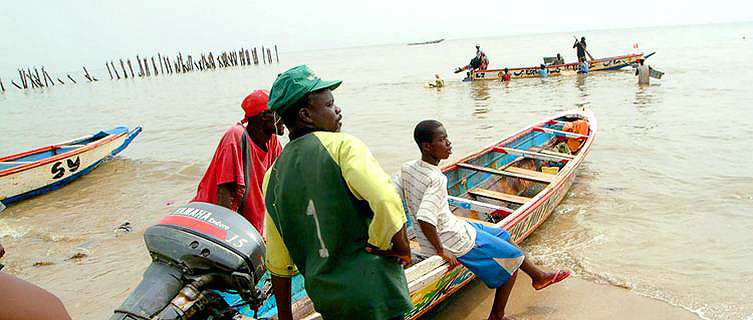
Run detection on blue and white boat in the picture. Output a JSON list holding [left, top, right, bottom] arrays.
[[0, 126, 142, 209]]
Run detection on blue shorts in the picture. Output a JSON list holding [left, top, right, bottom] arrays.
[[457, 223, 524, 288]]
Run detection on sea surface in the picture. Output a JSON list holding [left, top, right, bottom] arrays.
[[1, 22, 753, 319]]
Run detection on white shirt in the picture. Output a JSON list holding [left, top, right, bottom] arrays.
[[394, 160, 476, 257], [638, 64, 650, 84]]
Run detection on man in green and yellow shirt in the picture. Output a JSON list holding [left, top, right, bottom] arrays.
[[263, 65, 413, 320]]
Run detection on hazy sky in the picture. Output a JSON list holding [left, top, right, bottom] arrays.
[[1, 0, 751, 73]]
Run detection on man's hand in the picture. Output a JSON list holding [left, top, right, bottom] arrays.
[[437, 249, 459, 267], [365, 225, 412, 267], [365, 245, 411, 267]]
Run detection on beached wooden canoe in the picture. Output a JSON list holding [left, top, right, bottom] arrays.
[[243, 110, 596, 320], [463, 53, 649, 81], [0, 126, 142, 209]]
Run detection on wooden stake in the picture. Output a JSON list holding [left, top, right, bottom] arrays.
[[0, 77, 5, 92], [67, 74, 77, 84], [27, 69, 36, 88], [275, 45, 279, 63], [83, 66, 92, 81], [18, 70, 27, 88], [119, 59, 128, 79], [158, 54, 164, 74], [144, 58, 150, 76], [106, 63, 113, 79], [11, 80, 22, 89], [57, 78, 65, 85], [127, 60, 135, 78], [111, 61, 121, 79], [42, 67, 54, 86], [34, 68, 43, 87], [137, 55, 144, 76], [152, 57, 158, 75]]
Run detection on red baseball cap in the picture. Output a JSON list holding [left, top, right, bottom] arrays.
[[241, 90, 270, 123]]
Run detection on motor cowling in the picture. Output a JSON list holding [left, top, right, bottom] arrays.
[[111, 202, 266, 319]]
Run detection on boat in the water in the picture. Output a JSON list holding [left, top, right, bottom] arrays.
[[0, 126, 142, 208], [408, 38, 445, 46], [461, 52, 652, 81], [240, 110, 596, 319]]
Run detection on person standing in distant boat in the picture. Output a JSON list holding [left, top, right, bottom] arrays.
[[635, 58, 650, 85], [395, 120, 571, 320], [573, 37, 587, 62], [191, 89, 284, 234]]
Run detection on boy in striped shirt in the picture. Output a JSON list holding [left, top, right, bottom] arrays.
[[394, 120, 570, 320]]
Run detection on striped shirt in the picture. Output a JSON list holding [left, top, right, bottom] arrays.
[[394, 160, 476, 257]]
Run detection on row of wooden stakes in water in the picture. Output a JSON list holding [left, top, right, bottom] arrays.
[[0, 45, 279, 92]]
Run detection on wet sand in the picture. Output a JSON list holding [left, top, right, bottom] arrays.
[[426, 276, 699, 320]]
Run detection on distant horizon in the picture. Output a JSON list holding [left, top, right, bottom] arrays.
[[0, 17, 750, 82]]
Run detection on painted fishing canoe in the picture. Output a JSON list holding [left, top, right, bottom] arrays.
[[0, 126, 142, 208], [241, 110, 596, 320], [463, 52, 650, 81]]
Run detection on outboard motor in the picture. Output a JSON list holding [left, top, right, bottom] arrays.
[[111, 202, 266, 320]]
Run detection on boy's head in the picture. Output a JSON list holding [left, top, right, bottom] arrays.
[[414, 120, 452, 160]]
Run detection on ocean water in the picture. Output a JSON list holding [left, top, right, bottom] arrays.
[[1, 22, 753, 319]]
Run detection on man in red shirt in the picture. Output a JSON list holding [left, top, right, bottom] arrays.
[[192, 90, 284, 234]]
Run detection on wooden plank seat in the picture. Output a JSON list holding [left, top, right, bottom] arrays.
[[1, 161, 34, 164], [448, 196, 513, 215], [532, 127, 588, 139], [458, 216, 496, 227], [457, 162, 553, 184], [505, 166, 557, 182], [468, 188, 532, 204], [540, 149, 575, 159], [493, 147, 571, 163]]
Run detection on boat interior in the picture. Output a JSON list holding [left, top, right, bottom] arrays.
[[0, 128, 126, 171], [407, 115, 590, 262]]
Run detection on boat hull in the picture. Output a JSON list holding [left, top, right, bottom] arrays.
[[466, 53, 643, 81], [0, 127, 142, 207]]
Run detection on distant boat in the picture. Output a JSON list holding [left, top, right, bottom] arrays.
[[0, 126, 142, 208], [408, 38, 445, 46], [459, 52, 654, 81]]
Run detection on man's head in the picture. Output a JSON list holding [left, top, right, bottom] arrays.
[[540, 64, 546, 69], [241, 90, 283, 135], [637, 58, 644, 65], [414, 120, 452, 161], [504, 68, 509, 73], [581, 37, 586, 42], [475, 44, 480, 50], [269, 65, 343, 136]]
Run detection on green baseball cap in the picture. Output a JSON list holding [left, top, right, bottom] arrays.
[[268, 65, 342, 114]]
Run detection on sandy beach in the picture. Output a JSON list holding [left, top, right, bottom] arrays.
[[426, 276, 698, 320]]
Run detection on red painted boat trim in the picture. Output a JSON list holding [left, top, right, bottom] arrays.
[[0, 132, 126, 177]]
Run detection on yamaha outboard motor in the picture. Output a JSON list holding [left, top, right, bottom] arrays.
[[111, 202, 266, 320]]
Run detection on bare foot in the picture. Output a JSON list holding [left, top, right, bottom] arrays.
[[532, 270, 571, 290]]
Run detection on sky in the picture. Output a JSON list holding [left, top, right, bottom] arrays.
[[0, 0, 751, 73]]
